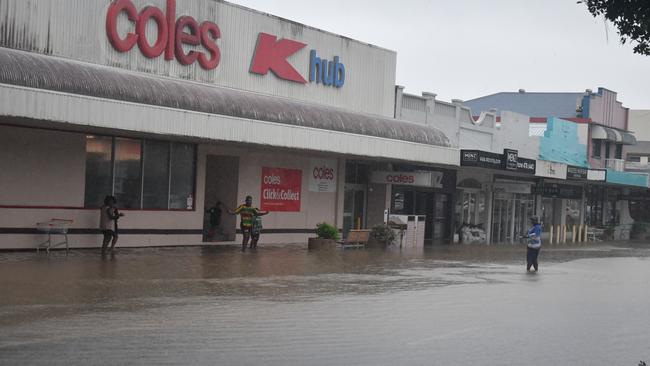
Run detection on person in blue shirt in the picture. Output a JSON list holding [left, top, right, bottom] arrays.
[[525, 216, 542, 272]]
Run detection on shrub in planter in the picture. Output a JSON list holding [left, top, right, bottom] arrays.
[[369, 224, 396, 246], [315, 222, 340, 241], [308, 222, 340, 250]]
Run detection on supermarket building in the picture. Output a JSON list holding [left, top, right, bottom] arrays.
[[0, 0, 457, 249]]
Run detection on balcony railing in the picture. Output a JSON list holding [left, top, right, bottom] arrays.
[[625, 161, 650, 171], [605, 158, 625, 171]]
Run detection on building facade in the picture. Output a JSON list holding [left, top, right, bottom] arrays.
[[0, 0, 458, 249]]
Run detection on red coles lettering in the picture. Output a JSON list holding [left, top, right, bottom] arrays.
[[106, 0, 221, 70]]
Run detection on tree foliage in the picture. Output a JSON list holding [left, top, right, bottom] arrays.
[[579, 0, 650, 55]]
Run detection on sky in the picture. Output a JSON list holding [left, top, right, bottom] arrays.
[[229, 0, 650, 109]]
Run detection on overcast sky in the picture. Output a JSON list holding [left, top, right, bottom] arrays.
[[229, 0, 649, 109]]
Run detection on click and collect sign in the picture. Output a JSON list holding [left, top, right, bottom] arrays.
[[261, 167, 302, 211], [309, 159, 337, 192]]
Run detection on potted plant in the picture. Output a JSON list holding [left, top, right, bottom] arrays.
[[369, 224, 397, 247], [308, 222, 340, 250]]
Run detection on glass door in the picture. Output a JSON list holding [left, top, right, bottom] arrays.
[[343, 184, 367, 235]]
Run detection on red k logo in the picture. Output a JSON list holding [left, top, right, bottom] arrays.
[[250, 33, 307, 84]]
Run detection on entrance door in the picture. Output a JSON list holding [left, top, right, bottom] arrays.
[[203, 155, 239, 242], [343, 184, 366, 235], [415, 191, 434, 241]]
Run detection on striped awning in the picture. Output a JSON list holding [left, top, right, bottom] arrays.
[[592, 125, 617, 141]]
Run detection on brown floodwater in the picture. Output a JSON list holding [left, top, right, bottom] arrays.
[[1, 242, 649, 365]]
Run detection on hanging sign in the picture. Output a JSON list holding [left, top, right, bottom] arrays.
[[371, 171, 443, 188], [261, 167, 302, 211], [309, 159, 337, 192], [503, 149, 518, 171]]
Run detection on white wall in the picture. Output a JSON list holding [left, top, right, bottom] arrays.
[[494, 111, 538, 159]]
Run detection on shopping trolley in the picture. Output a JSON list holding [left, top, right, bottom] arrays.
[[36, 218, 73, 253]]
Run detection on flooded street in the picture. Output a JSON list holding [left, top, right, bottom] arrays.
[[1, 243, 649, 366]]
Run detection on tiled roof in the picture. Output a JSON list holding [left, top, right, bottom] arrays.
[[464, 92, 584, 118]]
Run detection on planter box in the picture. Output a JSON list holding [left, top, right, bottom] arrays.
[[307, 238, 337, 250]]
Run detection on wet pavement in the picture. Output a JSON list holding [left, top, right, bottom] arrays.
[[1, 242, 649, 365]]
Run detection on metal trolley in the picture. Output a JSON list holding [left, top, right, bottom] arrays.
[[36, 219, 73, 254]]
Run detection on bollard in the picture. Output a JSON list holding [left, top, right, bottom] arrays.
[[556, 225, 561, 244], [562, 225, 567, 244], [549, 225, 554, 245], [584, 225, 589, 242], [572, 225, 577, 243]]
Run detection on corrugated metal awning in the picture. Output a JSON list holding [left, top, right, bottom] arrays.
[[621, 131, 637, 145], [0, 47, 451, 149], [592, 125, 617, 141]]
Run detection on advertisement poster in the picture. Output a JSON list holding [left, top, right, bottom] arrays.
[[261, 167, 302, 212], [309, 159, 337, 192]]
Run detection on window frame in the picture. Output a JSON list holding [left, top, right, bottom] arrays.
[[84, 134, 196, 211]]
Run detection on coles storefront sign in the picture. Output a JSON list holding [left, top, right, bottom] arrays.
[[309, 159, 337, 192], [261, 167, 302, 212], [371, 171, 443, 188], [106, 0, 221, 69]]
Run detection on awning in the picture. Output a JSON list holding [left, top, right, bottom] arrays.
[[592, 125, 617, 141], [0, 47, 451, 149], [621, 131, 637, 145]]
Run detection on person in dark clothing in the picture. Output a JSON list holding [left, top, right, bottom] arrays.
[[99, 195, 124, 255], [524, 216, 542, 272], [206, 201, 222, 241]]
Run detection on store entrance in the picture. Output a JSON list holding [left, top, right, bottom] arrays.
[[203, 155, 239, 242], [391, 187, 450, 244], [343, 184, 367, 235], [492, 194, 535, 244]]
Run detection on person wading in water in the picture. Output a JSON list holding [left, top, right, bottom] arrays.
[[100, 195, 124, 255], [224, 196, 269, 251], [523, 216, 542, 272]]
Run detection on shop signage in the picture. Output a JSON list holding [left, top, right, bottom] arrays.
[[250, 33, 346, 88], [483, 182, 531, 194], [567, 165, 588, 180], [534, 183, 582, 199], [535, 160, 567, 179], [261, 167, 302, 211], [106, 0, 221, 70], [504, 149, 518, 171], [461, 150, 535, 175], [309, 159, 337, 192], [461, 150, 503, 170], [587, 169, 607, 181], [371, 171, 443, 188], [517, 158, 536, 174]]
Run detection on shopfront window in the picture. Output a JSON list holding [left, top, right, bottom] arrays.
[[170, 143, 196, 209], [114, 138, 142, 209], [84, 136, 113, 207], [565, 199, 581, 227], [142, 140, 170, 209], [615, 144, 623, 159], [605, 141, 611, 159], [84, 136, 196, 210], [592, 140, 601, 158]]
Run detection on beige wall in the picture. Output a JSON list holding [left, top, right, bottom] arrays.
[[0, 125, 348, 249], [0, 125, 86, 206], [628, 110, 650, 141]]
